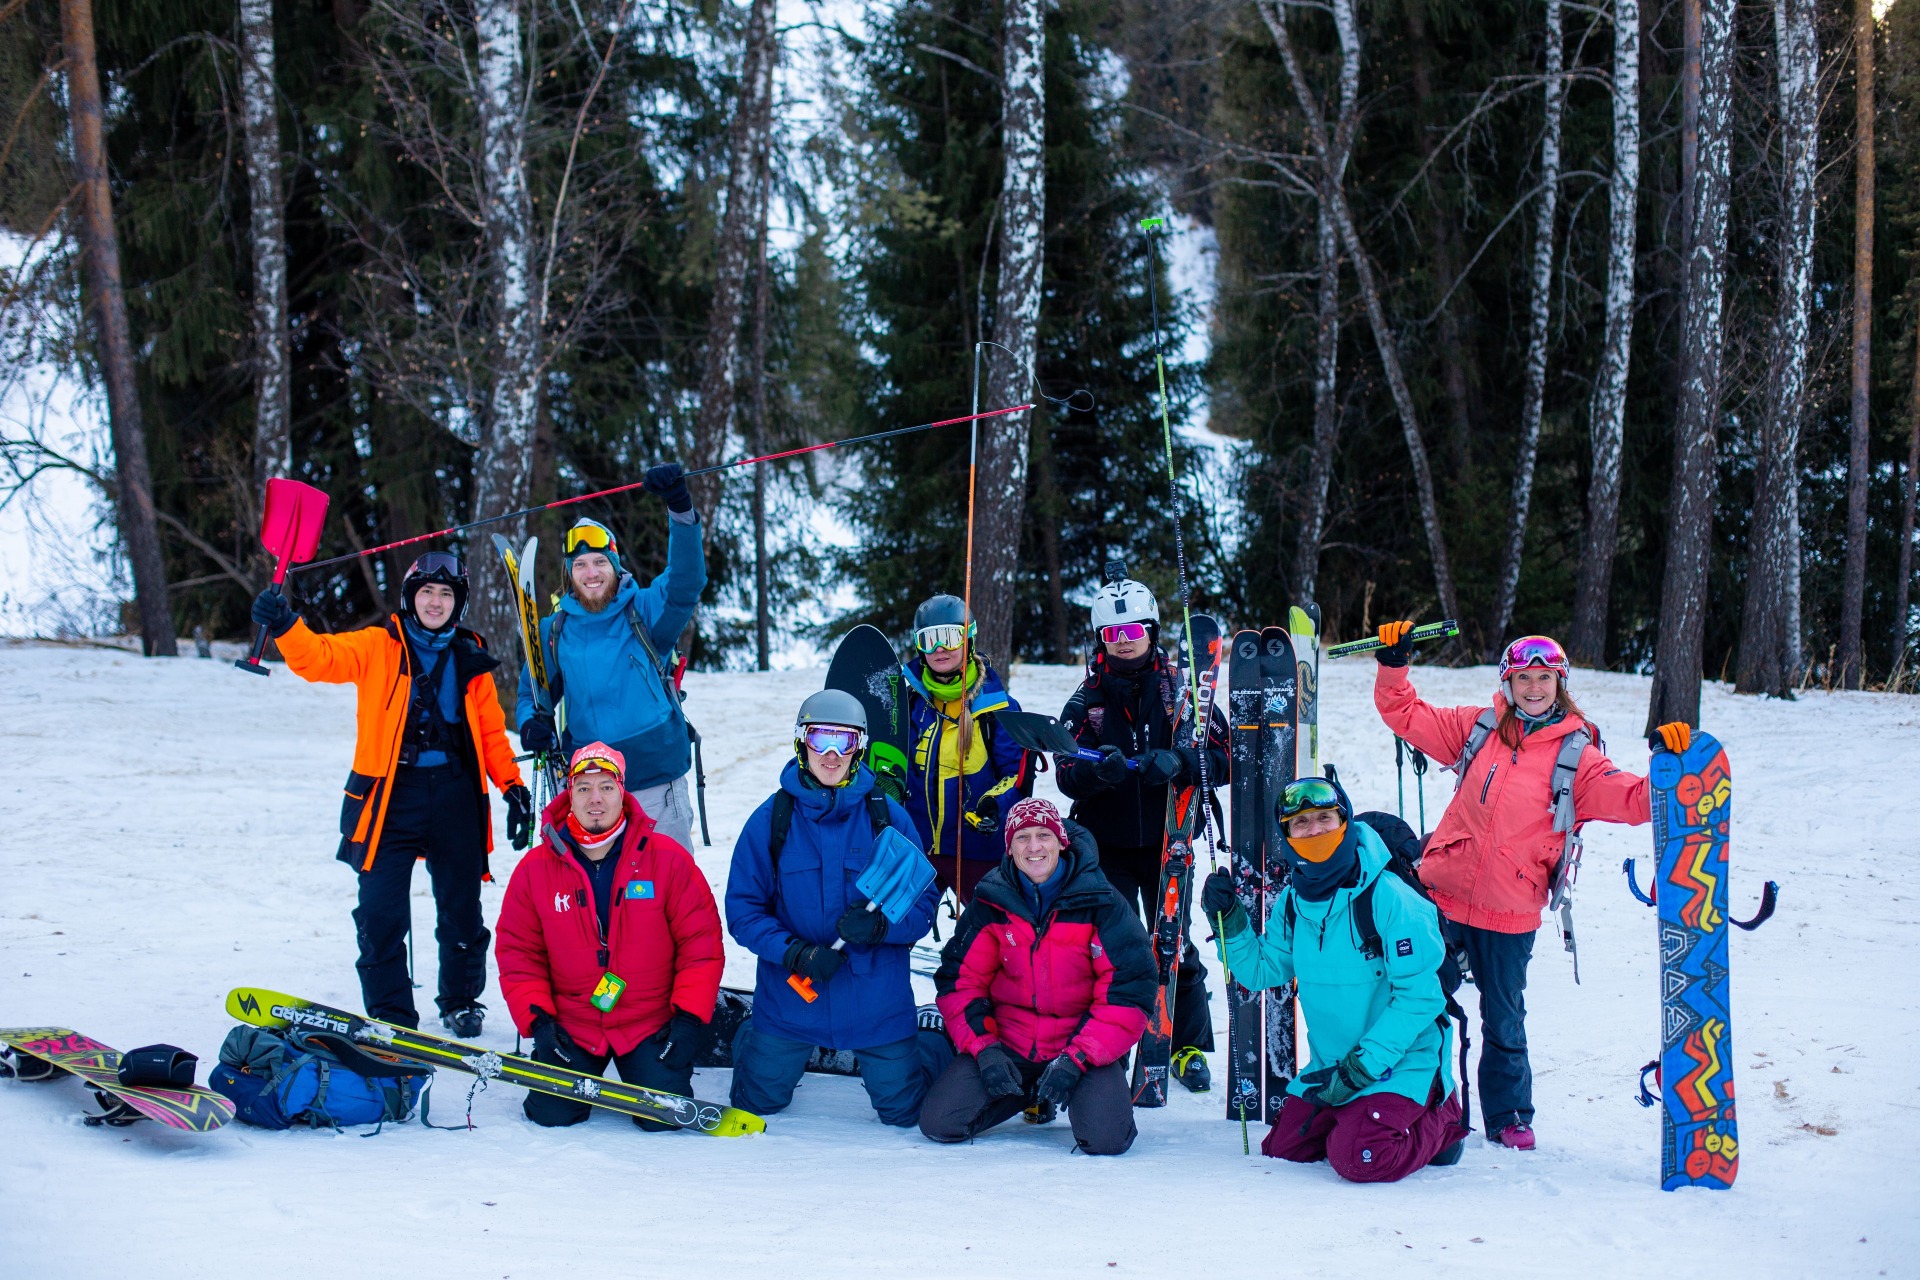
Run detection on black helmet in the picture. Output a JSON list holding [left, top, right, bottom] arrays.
[[401, 551, 467, 629]]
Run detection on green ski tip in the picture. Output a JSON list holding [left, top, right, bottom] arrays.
[[1139, 216, 1165, 230]]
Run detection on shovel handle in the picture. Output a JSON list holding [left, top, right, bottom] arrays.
[[234, 559, 294, 676], [789, 898, 883, 1003]]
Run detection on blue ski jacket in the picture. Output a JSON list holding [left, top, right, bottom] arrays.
[[900, 658, 1029, 866], [514, 513, 705, 791], [725, 761, 936, 1050], [1220, 823, 1457, 1106]]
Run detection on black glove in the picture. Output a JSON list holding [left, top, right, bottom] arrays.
[[1035, 1053, 1084, 1108], [1375, 620, 1416, 668], [653, 1009, 705, 1072], [644, 462, 693, 514], [530, 1009, 585, 1070], [1142, 749, 1186, 785], [783, 939, 847, 988], [518, 713, 557, 752], [835, 898, 890, 946], [1092, 745, 1132, 787], [975, 1043, 1024, 1100], [251, 587, 298, 638], [504, 783, 534, 851], [1199, 868, 1250, 938], [1298, 1048, 1377, 1109]]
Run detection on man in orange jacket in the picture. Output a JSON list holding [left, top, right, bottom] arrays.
[[252, 552, 531, 1037]]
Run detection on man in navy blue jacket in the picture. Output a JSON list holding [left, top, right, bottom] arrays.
[[724, 690, 950, 1125], [516, 463, 706, 849]]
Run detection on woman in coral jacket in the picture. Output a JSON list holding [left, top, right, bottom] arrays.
[[494, 741, 724, 1131], [920, 798, 1154, 1155], [1371, 623, 1691, 1151]]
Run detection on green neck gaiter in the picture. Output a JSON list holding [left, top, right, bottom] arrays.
[[921, 658, 978, 703]]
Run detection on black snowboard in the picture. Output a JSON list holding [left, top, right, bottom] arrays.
[[826, 625, 911, 804]]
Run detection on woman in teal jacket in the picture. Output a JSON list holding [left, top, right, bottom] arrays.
[[1199, 776, 1467, 1182]]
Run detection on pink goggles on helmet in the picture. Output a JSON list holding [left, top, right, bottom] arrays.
[[1498, 635, 1569, 680], [1100, 622, 1151, 645]]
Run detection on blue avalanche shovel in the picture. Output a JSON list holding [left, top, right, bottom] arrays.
[[789, 825, 938, 1003]]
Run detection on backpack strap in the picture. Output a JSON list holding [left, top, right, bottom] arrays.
[[769, 791, 796, 873], [1352, 879, 1383, 960], [866, 793, 892, 839], [1548, 726, 1593, 835], [1449, 707, 1500, 790]]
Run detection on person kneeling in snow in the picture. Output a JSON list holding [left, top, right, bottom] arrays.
[[495, 742, 724, 1130], [724, 690, 951, 1125], [921, 798, 1154, 1155], [1199, 776, 1468, 1182]]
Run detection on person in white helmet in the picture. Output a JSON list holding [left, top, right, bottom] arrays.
[[1053, 565, 1228, 1093]]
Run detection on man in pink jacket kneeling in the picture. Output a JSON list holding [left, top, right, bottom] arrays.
[[921, 798, 1155, 1154]]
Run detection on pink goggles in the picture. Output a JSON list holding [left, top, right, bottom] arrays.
[[1100, 622, 1151, 645], [801, 725, 864, 757], [1498, 635, 1569, 680]]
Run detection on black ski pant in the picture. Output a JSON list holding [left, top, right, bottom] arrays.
[[523, 1027, 693, 1132], [1444, 917, 1536, 1132], [352, 764, 489, 1029], [1100, 843, 1214, 1052], [919, 1052, 1136, 1155]]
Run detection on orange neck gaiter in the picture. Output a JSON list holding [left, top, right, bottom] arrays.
[[1285, 823, 1348, 864]]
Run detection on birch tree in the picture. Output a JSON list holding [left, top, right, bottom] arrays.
[[690, 0, 778, 527], [1736, 0, 1817, 697], [61, 0, 177, 655], [239, 0, 290, 490], [1261, 0, 1460, 626], [1488, 0, 1566, 654], [972, 0, 1046, 663], [1838, 0, 1875, 688], [1648, 0, 1732, 730], [1568, 0, 1640, 668], [1291, 0, 1358, 604]]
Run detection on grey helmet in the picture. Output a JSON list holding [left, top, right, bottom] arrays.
[[796, 687, 868, 735]]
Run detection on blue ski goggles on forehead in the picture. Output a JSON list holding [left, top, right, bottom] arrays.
[[914, 622, 974, 653], [1276, 777, 1344, 822], [801, 725, 865, 757]]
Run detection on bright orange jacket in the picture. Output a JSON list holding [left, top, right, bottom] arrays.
[[277, 616, 524, 871]]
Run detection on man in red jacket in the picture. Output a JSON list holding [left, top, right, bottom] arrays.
[[495, 742, 724, 1129]]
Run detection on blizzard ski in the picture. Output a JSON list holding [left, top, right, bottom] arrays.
[[0, 1027, 234, 1131], [1289, 604, 1320, 778], [226, 987, 765, 1137], [492, 534, 564, 801], [1224, 630, 1271, 1122], [1254, 625, 1300, 1107]]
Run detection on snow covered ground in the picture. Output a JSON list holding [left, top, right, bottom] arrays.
[[1, 640, 1914, 1278]]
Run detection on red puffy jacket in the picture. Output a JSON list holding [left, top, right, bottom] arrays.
[[495, 791, 723, 1055], [935, 837, 1153, 1069], [1375, 664, 1651, 933]]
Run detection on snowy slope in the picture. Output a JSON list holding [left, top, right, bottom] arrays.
[[1, 640, 1914, 1278]]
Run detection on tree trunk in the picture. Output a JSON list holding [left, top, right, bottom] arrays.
[[240, 0, 290, 491], [972, 0, 1046, 665], [1893, 318, 1920, 676], [1648, 0, 1731, 731], [1838, 0, 1875, 689], [61, 0, 177, 656], [749, 71, 773, 673], [689, 0, 778, 527], [470, 0, 539, 680], [1736, 0, 1817, 697], [1569, 0, 1640, 668], [1291, 0, 1358, 603], [1262, 2, 1460, 626], [1488, 0, 1567, 655]]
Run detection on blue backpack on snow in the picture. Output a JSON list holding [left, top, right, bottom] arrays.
[[210, 1025, 429, 1131]]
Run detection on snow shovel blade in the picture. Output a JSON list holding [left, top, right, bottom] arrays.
[[236, 478, 331, 676], [996, 710, 1088, 759], [855, 825, 937, 924]]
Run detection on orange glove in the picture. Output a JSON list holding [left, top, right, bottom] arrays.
[[1654, 721, 1692, 754], [1379, 620, 1414, 647], [1376, 620, 1416, 668]]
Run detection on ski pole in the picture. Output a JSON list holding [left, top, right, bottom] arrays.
[[1410, 745, 1428, 834], [1395, 735, 1406, 820], [1325, 619, 1461, 659], [292, 404, 1033, 574]]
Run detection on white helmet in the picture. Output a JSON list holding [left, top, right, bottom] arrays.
[[1090, 577, 1160, 631]]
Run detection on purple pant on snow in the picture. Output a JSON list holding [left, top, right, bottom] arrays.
[[1262, 1090, 1466, 1183]]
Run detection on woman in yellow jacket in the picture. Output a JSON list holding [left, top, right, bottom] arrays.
[[252, 552, 530, 1036]]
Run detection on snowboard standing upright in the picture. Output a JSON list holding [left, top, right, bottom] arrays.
[[1130, 613, 1223, 1108], [1223, 627, 1298, 1124], [1647, 731, 1740, 1189], [826, 625, 912, 804]]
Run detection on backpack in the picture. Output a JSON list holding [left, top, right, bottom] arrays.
[[768, 790, 894, 870], [209, 1026, 428, 1131]]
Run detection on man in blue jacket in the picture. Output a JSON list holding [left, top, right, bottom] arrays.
[[725, 689, 951, 1126], [517, 464, 706, 849], [1199, 776, 1468, 1182]]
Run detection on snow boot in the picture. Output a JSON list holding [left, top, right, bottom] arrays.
[[916, 1003, 946, 1035], [1490, 1122, 1535, 1151], [1171, 1046, 1211, 1093], [441, 1004, 486, 1039]]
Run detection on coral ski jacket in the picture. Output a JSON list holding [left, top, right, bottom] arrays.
[[1374, 664, 1651, 934], [935, 830, 1154, 1069], [495, 790, 724, 1056], [276, 616, 523, 872]]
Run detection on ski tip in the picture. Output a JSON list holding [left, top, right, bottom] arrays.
[[709, 1107, 768, 1137], [1139, 216, 1166, 230], [225, 987, 299, 1025]]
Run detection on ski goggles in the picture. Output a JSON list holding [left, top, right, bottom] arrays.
[[569, 743, 626, 781], [564, 522, 616, 555], [406, 550, 462, 580], [801, 725, 865, 757], [1099, 622, 1151, 645], [1276, 777, 1345, 822], [1498, 634, 1569, 680], [914, 622, 974, 653]]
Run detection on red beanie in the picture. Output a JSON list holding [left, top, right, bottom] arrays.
[[1003, 797, 1067, 850]]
